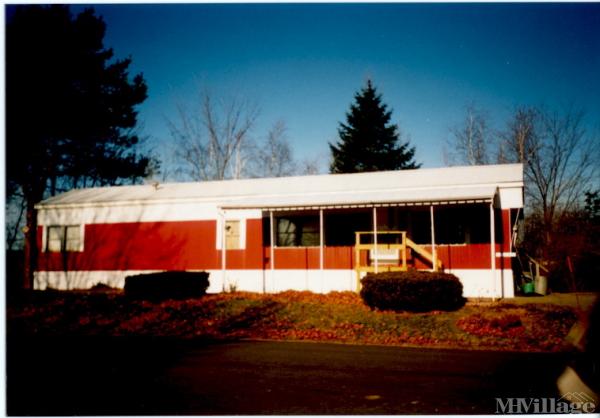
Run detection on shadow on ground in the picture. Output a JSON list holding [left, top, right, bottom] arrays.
[[7, 336, 570, 415], [7, 336, 207, 415]]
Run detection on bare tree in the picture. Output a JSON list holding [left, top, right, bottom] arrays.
[[497, 107, 537, 166], [499, 106, 599, 250], [168, 90, 259, 181], [298, 154, 326, 175], [447, 104, 490, 165], [252, 120, 296, 178], [6, 190, 27, 250]]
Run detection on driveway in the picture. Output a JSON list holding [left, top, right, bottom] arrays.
[[7, 337, 568, 415]]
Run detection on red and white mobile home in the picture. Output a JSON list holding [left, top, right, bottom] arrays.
[[35, 164, 524, 298]]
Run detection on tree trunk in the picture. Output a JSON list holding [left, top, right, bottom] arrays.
[[6, 196, 26, 251], [50, 175, 57, 196], [22, 198, 38, 290]]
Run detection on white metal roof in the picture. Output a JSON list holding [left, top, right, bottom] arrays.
[[36, 164, 523, 210]]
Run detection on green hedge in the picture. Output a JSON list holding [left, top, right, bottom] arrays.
[[124, 271, 210, 301], [360, 271, 465, 312]]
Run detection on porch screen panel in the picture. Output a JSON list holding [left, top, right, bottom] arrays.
[[410, 209, 432, 244], [324, 210, 371, 246], [434, 205, 490, 244]]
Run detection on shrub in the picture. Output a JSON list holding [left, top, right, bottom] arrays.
[[124, 271, 210, 301], [360, 271, 465, 312], [89, 283, 115, 292]]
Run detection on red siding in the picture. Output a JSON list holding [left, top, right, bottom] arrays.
[[500, 209, 512, 253], [37, 208, 514, 272], [269, 247, 321, 269], [325, 246, 354, 269], [38, 219, 264, 272], [262, 246, 355, 270], [413, 244, 492, 270]]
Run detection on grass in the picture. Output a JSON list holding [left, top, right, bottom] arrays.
[[6, 289, 578, 352]]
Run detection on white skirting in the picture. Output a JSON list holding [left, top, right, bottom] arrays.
[[34, 268, 514, 298]]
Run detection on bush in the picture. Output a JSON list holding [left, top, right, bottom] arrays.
[[360, 271, 465, 312], [89, 283, 116, 292], [6, 250, 24, 303], [124, 271, 210, 301]]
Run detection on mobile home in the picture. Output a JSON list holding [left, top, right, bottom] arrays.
[[35, 164, 524, 298]]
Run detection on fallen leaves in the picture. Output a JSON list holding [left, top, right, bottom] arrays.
[[455, 305, 576, 351], [6, 290, 577, 352]]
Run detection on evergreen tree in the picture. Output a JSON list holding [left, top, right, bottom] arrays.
[[6, 5, 155, 288], [330, 80, 420, 173]]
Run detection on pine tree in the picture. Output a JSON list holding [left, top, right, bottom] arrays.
[[6, 5, 155, 288], [329, 80, 420, 173]]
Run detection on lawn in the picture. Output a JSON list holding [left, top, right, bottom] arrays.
[[7, 289, 578, 352]]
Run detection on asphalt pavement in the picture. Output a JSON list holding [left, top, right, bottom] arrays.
[[7, 337, 569, 415]]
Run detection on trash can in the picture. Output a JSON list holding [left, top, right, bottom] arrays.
[[522, 282, 535, 295], [534, 275, 548, 295]]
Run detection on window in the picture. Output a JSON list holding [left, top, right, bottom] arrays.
[[46, 225, 82, 252], [274, 215, 320, 247], [217, 219, 246, 250], [225, 220, 241, 250], [47, 226, 64, 252], [65, 225, 81, 251]]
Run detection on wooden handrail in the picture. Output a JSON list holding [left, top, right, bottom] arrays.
[[354, 231, 442, 271], [354, 230, 443, 290], [406, 237, 443, 270], [354, 231, 407, 276]]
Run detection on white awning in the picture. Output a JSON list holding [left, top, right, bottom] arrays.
[[221, 185, 498, 211]]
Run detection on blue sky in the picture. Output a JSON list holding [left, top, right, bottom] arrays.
[[74, 3, 599, 173]]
